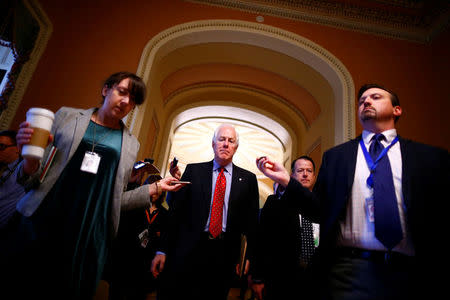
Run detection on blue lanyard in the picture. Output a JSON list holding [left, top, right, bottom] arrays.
[[360, 136, 399, 188]]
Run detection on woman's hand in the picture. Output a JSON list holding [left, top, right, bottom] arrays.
[[149, 176, 188, 197], [159, 176, 188, 192], [16, 121, 53, 175]]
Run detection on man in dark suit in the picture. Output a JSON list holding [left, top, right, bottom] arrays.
[[256, 83, 449, 299], [251, 155, 319, 300], [151, 123, 260, 300]]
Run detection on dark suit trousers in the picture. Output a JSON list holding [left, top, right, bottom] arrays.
[[325, 255, 419, 300], [265, 267, 313, 300], [196, 234, 234, 300], [161, 233, 235, 300]]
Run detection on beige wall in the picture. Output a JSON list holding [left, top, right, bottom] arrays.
[[10, 0, 450, 154]]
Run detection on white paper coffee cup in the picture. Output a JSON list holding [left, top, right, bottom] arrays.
[[22, 107, 55, 160]]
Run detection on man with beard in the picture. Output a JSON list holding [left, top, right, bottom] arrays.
[[256, 83, 448, 299]]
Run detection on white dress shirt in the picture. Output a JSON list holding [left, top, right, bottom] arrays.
[[339, 129, 415, 255]]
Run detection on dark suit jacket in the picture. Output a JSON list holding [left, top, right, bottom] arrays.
[[162, 160, 260, 278], [284, 136, 448, 277], [110, 205, 168, 295], [253, 194, 302, 280]]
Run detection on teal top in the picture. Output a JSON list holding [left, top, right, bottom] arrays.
[[30, 120, 122, 298]]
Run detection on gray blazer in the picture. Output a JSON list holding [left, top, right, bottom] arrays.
[[16, 107, 151, 236]]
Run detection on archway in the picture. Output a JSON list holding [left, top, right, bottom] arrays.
[[129, 20, 355, 202], [130, 19, 355, 146]]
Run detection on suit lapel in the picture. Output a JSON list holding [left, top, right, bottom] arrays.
[[399, 136, 411, 209], [346, 137, 360, 194], [226, 164, 240, 224], [68, 108, 95, 159], [116, 125, 134, 190], [325, 137, 359, 230], [201, 161, 214, 224]]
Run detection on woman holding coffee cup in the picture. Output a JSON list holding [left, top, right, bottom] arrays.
[[11, 71, 187, 299]]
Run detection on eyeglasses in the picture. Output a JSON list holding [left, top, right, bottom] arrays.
[[0, 143, 16, 151]]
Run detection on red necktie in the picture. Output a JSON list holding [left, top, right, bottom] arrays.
[[209, 167, 226, 238]]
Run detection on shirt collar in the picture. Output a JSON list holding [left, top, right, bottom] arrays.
[[213, 160, 232, 174], [362, 129, 397, 145]]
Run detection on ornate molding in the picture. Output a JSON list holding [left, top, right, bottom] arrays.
[[135, 19, 355, 145], [187, 0, 450, 43], [0, 0, 53, 130], [149, 111, 159, 157]]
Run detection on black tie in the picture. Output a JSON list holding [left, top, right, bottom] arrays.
[[369, 134, 403, 250], [299, 216, 315, 266]]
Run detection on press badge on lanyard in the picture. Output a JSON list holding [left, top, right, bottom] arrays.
[[81, 151, 101, 174], [359, 136, 399, 225], [81, 117, 112, 174], [366, 196, 375, 223]]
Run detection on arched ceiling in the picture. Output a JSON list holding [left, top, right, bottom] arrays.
[[131, 19, 355, 204], [155, 42, 333, 113], [148, 42, 335, 147], [132, 20, 355, 151], [142, 40, 336, 203], [161, 62, 321, 126], [131, 19, 357, 196], [172, 105, 291, 150]]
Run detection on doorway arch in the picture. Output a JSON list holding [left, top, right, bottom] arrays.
[[129, 19, 355, 201], [130, 19, 355, 150]]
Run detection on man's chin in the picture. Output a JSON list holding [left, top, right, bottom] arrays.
[[218, 152, 231, 159], [361, 111, 376, 120], [216, 156, 232, 164]]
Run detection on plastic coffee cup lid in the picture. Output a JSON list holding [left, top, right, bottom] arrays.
[[27, 107, 55, 120]]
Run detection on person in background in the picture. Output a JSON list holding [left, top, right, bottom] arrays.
[[109, 159, 180, 300], [110, 172, 169, 300], [151, 123, 260, 300], [256, 83, 449, 299], [251, 155, 319, 300], [0, 130, 24, 233], [7, 71, 186, 299]]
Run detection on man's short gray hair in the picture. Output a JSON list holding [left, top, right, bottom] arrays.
[[212, 123, 239, 146]]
